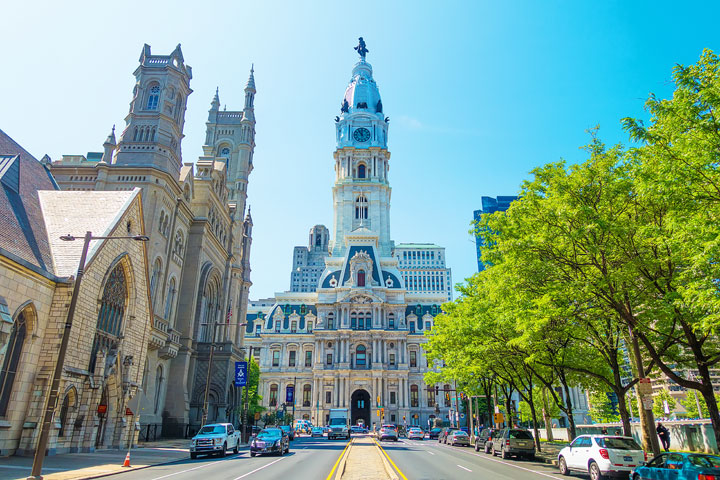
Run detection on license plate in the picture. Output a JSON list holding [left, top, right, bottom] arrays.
[[623, 456, 632, 461], [256, 442, 265, 447]]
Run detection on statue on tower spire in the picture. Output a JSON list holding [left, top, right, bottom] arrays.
[[354, 37, 369, 60]]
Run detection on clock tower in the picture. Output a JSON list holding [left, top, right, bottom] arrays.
[[331, 39, 393, 257]]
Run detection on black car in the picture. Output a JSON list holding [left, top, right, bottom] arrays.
[[428, 427, 443, 439], [475, 428, 499, 453], [439, 427, 460, 444], [278, 425, 295, 441], [250, 428, 290, 457]]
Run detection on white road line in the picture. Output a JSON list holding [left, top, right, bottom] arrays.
[[425, 450, 435, 455], [433, 443, 559, 479], [457, 465, 472, 472], [232, 457, 285, 479], [150, 455, 241, 480]]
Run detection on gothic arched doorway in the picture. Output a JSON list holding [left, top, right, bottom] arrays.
[[350, 389, 370, 427]]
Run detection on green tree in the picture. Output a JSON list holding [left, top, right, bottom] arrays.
[[652, 389, 677, 419], [681, 390, 709, 419], [588, 390, 620, 424]]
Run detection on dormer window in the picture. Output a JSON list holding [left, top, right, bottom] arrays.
[[147, 84, 160, 110], [357, 269, 366, 287]]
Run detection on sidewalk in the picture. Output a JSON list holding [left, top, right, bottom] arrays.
[[339, 437, 392, 480], [0, 441, 192, 480], [535, 441, 566, 466]]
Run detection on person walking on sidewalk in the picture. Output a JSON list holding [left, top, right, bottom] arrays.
[[657, 422, 670, 451]]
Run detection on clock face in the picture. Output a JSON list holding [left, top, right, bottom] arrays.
[[353, 127, 371, 143]]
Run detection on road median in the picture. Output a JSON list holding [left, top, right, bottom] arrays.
[[336, 436, 393, 480]]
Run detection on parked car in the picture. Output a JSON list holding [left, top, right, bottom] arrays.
[[439, 427, 460, 444], [378, 424, 399, 442], [492, 428, 536, 460], [189, 423, 240, 459], [249, 427, 290, 457], [447, 429, 471, 447], [558, 435, 645, 479], [475, 428, 499, 453], [428, 427, 443, 440], [407, 427, 425, 440], [278, 425, 295, 441], [311, 426, 325, 437], [632, 452, 720, 480]]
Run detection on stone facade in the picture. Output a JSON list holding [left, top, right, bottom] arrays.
[[48, 44, 256, 438]]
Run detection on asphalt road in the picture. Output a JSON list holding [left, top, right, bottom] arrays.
[[378, 437, 566, 480], [107, 435, 350, 480]]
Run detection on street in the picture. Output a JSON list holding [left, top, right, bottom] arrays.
[[98, 434, 569, 480]]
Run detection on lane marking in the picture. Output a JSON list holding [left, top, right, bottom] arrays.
[[150, 454, 239, 480], [324, 439, 352, 480], [431, 442, 559, 479], [425, 450, 435, 455], [374, 440, 409, 480], [457, 464, 472, 472], [232, 457, 285, 479]]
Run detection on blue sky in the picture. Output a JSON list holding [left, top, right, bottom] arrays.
[[2, 1, 718, 300]]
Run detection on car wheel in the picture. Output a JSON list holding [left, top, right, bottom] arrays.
[[475, 442, 480, 452], [484, 444, 490, 454], [250, 452, 256, 457], [233, 444, 239, 454], [278, 445, 284, 457], [501, 447, 508, 459], [558, 456, 569, 475], [220, 443, 227, 457], [190, 452, 197, 459], [589, 461, 604, 480]]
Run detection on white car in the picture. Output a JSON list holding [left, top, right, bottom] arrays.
[[558, 435, 646, 480], [407, 427, 424, 440]]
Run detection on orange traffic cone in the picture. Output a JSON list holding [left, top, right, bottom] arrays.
[[122, 451, 131, 467]]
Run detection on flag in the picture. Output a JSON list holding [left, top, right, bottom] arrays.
[[226, 305, 232, 324]]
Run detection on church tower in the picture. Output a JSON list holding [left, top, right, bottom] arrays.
[[202, 67, 256, 216], [330, 38, 392, 257], [114, 44, 193, 177]]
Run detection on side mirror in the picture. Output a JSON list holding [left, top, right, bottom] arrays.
[[639, 461, 647, 466]]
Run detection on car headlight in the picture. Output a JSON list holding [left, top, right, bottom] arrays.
[[214, 438, 223, 445]]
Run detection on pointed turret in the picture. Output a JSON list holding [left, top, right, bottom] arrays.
[[211, 87, 220, 111], [101, 125, 116, 164], [243, 66, 256, 121]]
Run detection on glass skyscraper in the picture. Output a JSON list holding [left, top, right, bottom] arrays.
[[473, 196, 518, 271]]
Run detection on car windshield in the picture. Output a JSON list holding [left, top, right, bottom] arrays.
[[198, 425, 226, 434], [432, 428, 442, 432], [279, 426, 290, 431], [257, 429, 282, 439], [595, 437, 642, 450], [689, 455, 720, 468], [454, 431, 468, 436], [508, 430, 533, 439], [382, 425, 397, 430]]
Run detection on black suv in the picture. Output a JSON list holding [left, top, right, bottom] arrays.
[[428, 427, 443, 439], [475, 428, 499, 453]]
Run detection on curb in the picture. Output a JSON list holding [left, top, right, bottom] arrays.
[[374, 441, 398, 480], [334, 438, 354, 480]]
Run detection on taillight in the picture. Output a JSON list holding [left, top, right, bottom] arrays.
[[698, 475, 718, 480], [644, 451, 647, 461], [599, 448, 609, 459], [488, 437, 492, 441], [506, 440, 511, 446]]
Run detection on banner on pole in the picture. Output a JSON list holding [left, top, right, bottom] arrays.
[[234, 362, 248, 387], [286, 385, 295, 404]]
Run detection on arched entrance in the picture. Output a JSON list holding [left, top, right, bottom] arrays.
[[350, 389, 370, 427]]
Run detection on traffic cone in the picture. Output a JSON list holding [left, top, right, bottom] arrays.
[[122, 451, 131, 467]]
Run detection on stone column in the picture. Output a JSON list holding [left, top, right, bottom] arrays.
[[334, 377, 339, 407]]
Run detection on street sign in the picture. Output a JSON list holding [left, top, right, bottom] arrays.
[[125, 407, 133, 416], [97, 405, 107, 414], [494, 412, 504, 424], [286, 385, 294, 404], [637, 378, 653, 396], [234, 362, 248, 387], [255, 412, 260, 420], [642, 396, 654, 410]]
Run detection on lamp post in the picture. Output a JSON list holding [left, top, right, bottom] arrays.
[[291, 376, 297, 425], [240, 344, 257, 443], [29, 231, 149, 480]]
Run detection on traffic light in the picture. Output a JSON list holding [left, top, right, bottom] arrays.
[[435, 385, 439, 395], [377, 409, 380, 417], [377, 395, 380, 404], [403, 415, 406, 421], [445, 392, 450, 402]]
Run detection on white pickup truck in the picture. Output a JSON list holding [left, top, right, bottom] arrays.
[[190, 423, 241, 458]]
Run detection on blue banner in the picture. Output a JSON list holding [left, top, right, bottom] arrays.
[[234, 362, 247, 387], [286, 385, 294, 404]]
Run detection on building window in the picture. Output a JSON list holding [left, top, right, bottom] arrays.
[[149, 258, 162, 307], [326, 391, 332, 404], [147, 84, 160, 110], [326, 353, 333, 365], [0, 312, 26, 416], [305, 350, 312, 367], [388, 313, 395, 330], [303, 384, 311, 407], [357, 163, 366, 178], [58, 393, 71, 437], [425, 321, 431, 331], [410, 351, 417, 368], [427, 386, 435, 407], [389, 353, 396, 366], [291, 320, 297, 333], [269, 384, 278, 407], [164, 278, 177, 323], [154, 365, 164, 414], [356, 345, 366, 366], [410, 385, 419, 407], [90, 264, 127, 374], [409, 321, 415, 333], [390, 391, 396, 405], [327, 313, 334, 329], [357, 269, 366, 287], [272, 351, 280, 367], [355, 195, 368, 220], [444, 384, 451, 406], [391, 414, 396, 423], [289, 351, 296, 367]]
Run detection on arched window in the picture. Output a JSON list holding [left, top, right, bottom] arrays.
[[174, 230, 184, 257], [357, 269, 366, 287], [146, 84, 160, 110], [355, 196, 368, 220], [149, 258, 162, 306], [90, 264, 127, 374], [411, 385, 419, 407], [269, 384, 278, 407], [58, 393, 73, 437], [356, 345, 366, 366], [154, 365, 164, 414], [0, 312, 26, 416], [327, 312, 334, 329], [198, 276, 219, 342], [164, 278, 176, 323], [133, 126, 139, 141], [357, 163, 366, 178], [303, 384, 311, 407]]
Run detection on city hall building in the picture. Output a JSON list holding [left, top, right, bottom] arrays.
[[245, 42, 451, 429]]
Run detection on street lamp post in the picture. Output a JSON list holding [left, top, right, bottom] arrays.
[[292, 376, 296, 425], [29, 231, 148, 480], [240, 344, 257, 443]]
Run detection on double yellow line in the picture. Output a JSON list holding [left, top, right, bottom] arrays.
[[374, 439, 409, 480]]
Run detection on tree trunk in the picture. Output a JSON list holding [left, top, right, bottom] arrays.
[[527, 396, 542, 452], [542, 388, 554, 441], [627, 327, 661, 456], [560, 380, 577, 440], [615, 387, 632, 436], [697, 365, 720, 453]]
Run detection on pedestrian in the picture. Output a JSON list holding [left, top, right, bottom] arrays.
[[657, 422, 670, 451], [601, 427, 608, 435]]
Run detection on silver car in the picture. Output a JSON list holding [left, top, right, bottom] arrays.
[[447, 430, 471, 447], [492, 428, 535, 460], [378, 424, 399, 442]]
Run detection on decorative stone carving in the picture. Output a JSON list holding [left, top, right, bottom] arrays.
[[348, 250, 376, 286]]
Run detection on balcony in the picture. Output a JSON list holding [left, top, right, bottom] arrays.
[[159, 327, 181, 359], [149, 315, 169, 350]]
